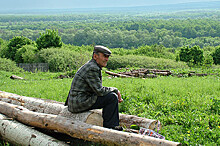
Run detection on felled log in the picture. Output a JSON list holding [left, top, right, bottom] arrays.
[[105, 71, 132, 78], [0, 101, 181, 146], [0, 91, 103, 127], [188, 73, 208, 77], [0, 91, 161, 130], [10, 75, 24, 80], [0, 113, 67, 146]]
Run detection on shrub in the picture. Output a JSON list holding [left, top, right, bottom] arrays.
[[36, 48, 90, 72], [15, 45, 38, 63], [107, 55, 188, 70], [5, 36, 33, 61], [212, 46, 220, 65], [0, 58, 23, 72], [179, 46, 204, 66]]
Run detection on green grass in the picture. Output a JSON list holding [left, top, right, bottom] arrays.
[[0, 70, 219, 145]]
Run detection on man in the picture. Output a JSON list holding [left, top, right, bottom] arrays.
[[65, 45, 123, 130]]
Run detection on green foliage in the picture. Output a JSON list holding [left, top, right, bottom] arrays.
[[36, 48, 90, 72], [0, 14, 219, 49], [212, 46, 220, 65], [107, 55, 188, 70], [133, 45, 175, 59], [0, 58, 23, 72], [179, 46, 204, 66], [5, 36, 33, 61], [36, 29, 62, 50], [15, 45, 38, 63], [130, 124, 140, 130], [203, 53, 214, 68]]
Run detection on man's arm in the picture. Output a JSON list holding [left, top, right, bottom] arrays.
[[86, 67, 118, 96]]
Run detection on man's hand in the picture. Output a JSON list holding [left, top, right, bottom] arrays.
[[117, 91, 123, 103]]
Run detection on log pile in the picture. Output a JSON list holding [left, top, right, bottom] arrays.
[[106, 69, 217, 78], [106, 69, 172, 78], [0, 91, 181, 146]]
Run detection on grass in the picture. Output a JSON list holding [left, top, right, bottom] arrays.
[[0, 70, 219, 145]]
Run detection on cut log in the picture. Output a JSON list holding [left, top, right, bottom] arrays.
[[0, 91, 103, 127], [0, 113, 68, 146], [0, 91, 161, 130], [10, 75, 24, 80], [0, 101, 181, 146], [105, 70, 132, 78]]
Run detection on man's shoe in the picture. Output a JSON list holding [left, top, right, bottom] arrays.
[[112, 126, 123, 131]]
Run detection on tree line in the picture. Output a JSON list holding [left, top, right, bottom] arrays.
[[0, 14, 219, 49], [0, 29, 219, 73]]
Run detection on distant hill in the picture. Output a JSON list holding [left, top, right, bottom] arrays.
[[0, 1, 220, 14]]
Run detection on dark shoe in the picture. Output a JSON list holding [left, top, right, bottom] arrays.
[[112, 126, 123, 131]]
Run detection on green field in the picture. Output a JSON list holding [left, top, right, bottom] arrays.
[[0, 70, 219, 145]]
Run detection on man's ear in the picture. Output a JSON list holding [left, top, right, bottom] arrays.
[[93, 53, 99, 60]]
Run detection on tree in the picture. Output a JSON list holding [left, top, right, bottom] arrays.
[[179, 46, 204, 66], [212, 46, 220, 65], [190, 46, 204, 65], [36, 29, 62, 50], [5, 36, 33, 61]]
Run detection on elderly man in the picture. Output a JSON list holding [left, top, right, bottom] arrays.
[[65, 45, 123, 130]]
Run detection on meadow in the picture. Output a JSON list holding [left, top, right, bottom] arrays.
[[0, 69, 219, 145]]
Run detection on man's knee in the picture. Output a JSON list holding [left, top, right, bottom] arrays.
[[107, 92, 118, 102]]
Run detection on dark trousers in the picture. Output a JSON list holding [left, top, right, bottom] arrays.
[[88, 92, 119, 128]]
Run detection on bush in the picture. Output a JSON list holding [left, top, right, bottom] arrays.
[[5, 36, 33, 61], [179, 46, 204, 66], [36, 29, 62, 50], [212, 46, 220, 65], [0, 58, 23, 72], [107, 55, 188, 70], [15, 45, 38, 63], [36, 48, 90, 72]]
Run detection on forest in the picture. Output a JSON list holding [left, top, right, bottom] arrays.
[[0, 11, 220, 49]]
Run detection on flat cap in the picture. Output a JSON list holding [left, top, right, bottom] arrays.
[[94, 45, 111, 56]]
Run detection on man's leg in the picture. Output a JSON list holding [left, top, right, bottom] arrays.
[[88, 92, 119, 128]]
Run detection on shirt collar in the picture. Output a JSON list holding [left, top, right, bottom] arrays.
[[91, 58, 102, 70]]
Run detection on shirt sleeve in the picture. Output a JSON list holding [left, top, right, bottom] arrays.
[[85, 67, 118, 96]]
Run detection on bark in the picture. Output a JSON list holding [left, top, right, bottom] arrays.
[[0, 101, 181, 146], [0, 91, 161, 130], [0, 113, 68, 146], [0, 91, 103, 126]]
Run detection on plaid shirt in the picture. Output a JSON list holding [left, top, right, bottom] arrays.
[[67, 59, 118, 113]]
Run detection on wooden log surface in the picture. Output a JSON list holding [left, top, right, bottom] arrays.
[[0, 91, 161, 130], [0, 91, 103, 127], [105, 70, 132, 78], [0, 113, 68, 146], [10, 75, 24, 80], [0, 101, 181, 146]]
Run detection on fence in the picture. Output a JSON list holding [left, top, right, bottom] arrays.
[[18, 63, 49, 72]]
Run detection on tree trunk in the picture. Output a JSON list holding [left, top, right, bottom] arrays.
[[0, 101, 181, 146], [0, 91, 103, 127], [0, 113, 68, 146], [0, 91, 161, 130]]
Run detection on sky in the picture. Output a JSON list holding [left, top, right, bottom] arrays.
[[0, 0, 219, 10]]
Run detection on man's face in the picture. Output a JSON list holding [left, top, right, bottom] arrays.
[[94, 52, 110, 68]]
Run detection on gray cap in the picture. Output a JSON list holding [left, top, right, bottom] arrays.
[[94, 45, 111, 56]]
